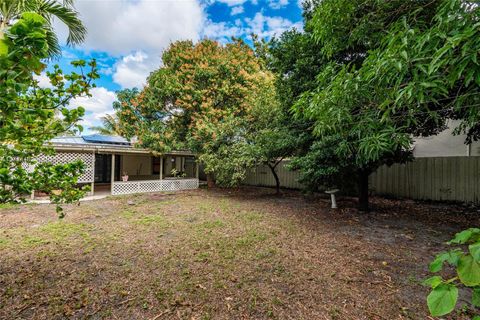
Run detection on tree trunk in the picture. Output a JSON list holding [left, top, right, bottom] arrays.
[[358, 168, 370, 212], [268, 163, 280, 195], [206, 173, 216, 188]]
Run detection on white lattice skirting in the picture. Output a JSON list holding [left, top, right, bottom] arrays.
[[112, 179, 199, 195]]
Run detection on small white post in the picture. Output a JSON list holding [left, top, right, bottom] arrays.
[[160, 156, 163, 180], [111, 154, 115, 195], [90, 182, 95, 196]]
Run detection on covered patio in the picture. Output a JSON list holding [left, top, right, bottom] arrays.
[[34, 135, 200, 197]]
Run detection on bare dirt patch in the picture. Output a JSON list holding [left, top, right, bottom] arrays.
[[0, 187, 477, 319]]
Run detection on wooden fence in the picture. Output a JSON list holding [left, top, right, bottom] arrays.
[[243, 162, 303, 190], [242, 157, 480, 204]]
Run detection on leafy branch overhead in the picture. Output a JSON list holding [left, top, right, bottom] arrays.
[[0, 12, 98, 216]]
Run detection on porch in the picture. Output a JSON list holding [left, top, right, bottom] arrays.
[[91, 152, 200, 196]]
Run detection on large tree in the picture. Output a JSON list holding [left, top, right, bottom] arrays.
[[0, 0, 86, 57], [0, 12, 98, 216], [285, 0, 445, 211], [118, 39, 277, 187], [295, 0, 480, 211]]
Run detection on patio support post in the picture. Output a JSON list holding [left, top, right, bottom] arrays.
[[196, 159, 199, 179], [160, 156, 163, 180], [91, 150, 95, 195], [111, 154, 115, 195]]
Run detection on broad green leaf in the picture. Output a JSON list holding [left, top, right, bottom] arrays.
[[21, 12, 47, 26], [449, 229, 480, 244], [423, 276, 443, 288], [427, 283, 458, 317], [457, 255, 480, 287], [470, 243, 480, 262], [0, 39, 8, 56], [472, 287, 480, 307], [430, 252, 450, 272]]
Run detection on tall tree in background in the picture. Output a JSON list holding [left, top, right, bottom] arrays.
[[89, 114, 125, 136], [0, 0, 86, 57], [117, 39, 278, 187], [267, 20, 327, 193]]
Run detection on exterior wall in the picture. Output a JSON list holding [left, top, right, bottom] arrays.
[[119, 155, 196, 180], [414, 120, 480, 157], [184, 157, 196, 177], [164, 156, 174, 176], [121, 154, 152, 176]]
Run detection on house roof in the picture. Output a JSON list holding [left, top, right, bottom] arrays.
[[49, 135, 195, 156]]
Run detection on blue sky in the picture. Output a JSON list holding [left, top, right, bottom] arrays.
[[38, 0, 304, 132]]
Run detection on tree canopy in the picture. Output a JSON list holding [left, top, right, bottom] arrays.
[[278, 0, 479, 210], [118, 39, 278, 186], [0, 12, 97, 216]]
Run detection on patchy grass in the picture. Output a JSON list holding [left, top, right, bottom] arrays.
[[0, 187, 476, 319]]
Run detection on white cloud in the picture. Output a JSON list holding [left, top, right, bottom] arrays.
[[202, 21, 245, 42], [231, 5, 244, 15], [245, 12, 302, 38], [65, 0, 205, 56], [33, 73, 53, 88], [55, 0, 205, 89], [268, 0, 289, 9], [69, 87, 117, 129], [216, 0, 249, 6], [113, 51, 160, 89]]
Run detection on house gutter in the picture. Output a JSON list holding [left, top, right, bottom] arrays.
[[50, 144, 196, 156]]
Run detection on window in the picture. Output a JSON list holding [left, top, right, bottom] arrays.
[[152, 157, 161, 174]]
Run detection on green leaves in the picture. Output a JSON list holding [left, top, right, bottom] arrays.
[[427, 283, 458, 317], [118, 39, 277, 187], [426, 229, 480, 317], [449, 228, 480, 244], [0, 13, 97, 214], [0, 39, 9, 56], [457, 255, 480, 287], [470, 243, 480, 262], [472, 287, 480, 307], [429, 250, 462, 272]]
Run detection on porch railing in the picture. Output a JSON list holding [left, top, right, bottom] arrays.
[[111, 178, 199, 196]]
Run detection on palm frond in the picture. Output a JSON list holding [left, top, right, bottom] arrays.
[[44, 26, 61, 57], [26, 0, 86, 46], [90, 114, 125, 136]]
